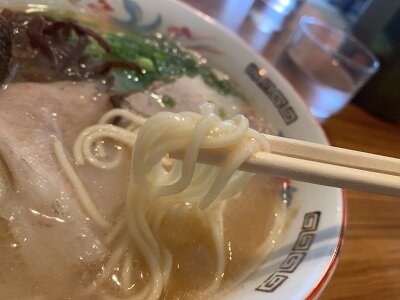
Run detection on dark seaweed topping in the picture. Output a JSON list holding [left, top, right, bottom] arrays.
[[1, 9, 140, 81]]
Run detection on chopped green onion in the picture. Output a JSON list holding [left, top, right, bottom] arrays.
[[135, 57, 155, 72], [85, 30, 246, 99], [162, 95, 176, 108], [218, 107, 227, 118]]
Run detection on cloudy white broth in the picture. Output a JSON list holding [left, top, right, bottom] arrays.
[[0, 8, 287, 300]]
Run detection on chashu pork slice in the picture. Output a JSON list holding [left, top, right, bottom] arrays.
[[0, 81, 114, 298], [117, 75, 270, 132], [117, 75, 250, 117]]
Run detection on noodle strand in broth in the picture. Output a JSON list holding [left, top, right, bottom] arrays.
[[53, 103, 269, 299]]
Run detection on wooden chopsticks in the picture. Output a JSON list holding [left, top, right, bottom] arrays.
[[266, 135, 400, 176], [173, 134, 400, 196]]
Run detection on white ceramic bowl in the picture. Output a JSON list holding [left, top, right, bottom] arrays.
[[6, 0, 345, 298]]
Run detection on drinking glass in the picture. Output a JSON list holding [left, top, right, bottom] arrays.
[[277, 16, 380, 121]]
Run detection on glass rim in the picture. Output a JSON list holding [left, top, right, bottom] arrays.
[[299, 16, 380, 74]]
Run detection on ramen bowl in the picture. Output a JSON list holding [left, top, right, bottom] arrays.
[[4, 0, 345, 298]]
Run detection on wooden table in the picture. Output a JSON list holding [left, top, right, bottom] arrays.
[[179, 1, 400, 298]]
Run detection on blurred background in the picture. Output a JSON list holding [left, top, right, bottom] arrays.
[[180, 0, 400, 123]]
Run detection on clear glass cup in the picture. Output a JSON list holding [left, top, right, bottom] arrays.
[[277, 16, 380, 122]]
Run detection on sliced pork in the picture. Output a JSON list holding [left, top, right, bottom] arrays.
[[117, 75, 250, 117], [117, 75, 271, 133], [0, 81, 115, 299]]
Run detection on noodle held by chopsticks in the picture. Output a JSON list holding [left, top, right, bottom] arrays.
[[53, 103, 268, 299]]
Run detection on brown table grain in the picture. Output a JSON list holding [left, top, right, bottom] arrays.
[[179, 1, 400, 298]]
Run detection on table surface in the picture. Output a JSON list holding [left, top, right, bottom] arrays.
[[179, 1, 400, 298]]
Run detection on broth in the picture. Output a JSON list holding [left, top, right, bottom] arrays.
[[0, 7, 287, 300], [0, 175, 284, 299]]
